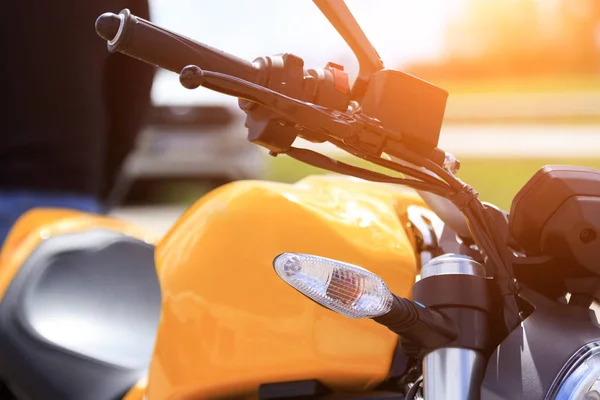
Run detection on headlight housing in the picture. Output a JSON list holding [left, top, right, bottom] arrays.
[[546, 341, 600, 399]]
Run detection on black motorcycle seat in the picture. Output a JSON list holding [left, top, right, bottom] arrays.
[[0, 229, 161, 400]]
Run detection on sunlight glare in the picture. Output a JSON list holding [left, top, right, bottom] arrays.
[[149, 0, 467, 104]]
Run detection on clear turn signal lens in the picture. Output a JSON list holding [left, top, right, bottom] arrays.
[[273, 253, 394, 318]]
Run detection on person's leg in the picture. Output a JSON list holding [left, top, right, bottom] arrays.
[[0, 0, 150, 246], [0, 192, 103, 245], [0, 2, 109, 198]]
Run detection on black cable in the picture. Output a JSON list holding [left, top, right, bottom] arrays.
[[406, 376, 423, 400], [319, 128, 449, 187], [285, 147, 452, 197], [363, 153, 446, 186], [423, 160, 504, 263], [423, 159, 464, 191], [466, 204, 521, 329], [422, 158, 522, 330]]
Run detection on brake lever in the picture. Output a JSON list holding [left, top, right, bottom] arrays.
[[179, 65, 359, 148], [178, 64, 452, 176]]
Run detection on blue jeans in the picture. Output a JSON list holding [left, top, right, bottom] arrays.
[[0, 191, 103, 245]]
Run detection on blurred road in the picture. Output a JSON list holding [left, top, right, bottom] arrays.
[[445, 92, 600, 121], [439, 124, 600, 157], [111, 124, 600, 235]]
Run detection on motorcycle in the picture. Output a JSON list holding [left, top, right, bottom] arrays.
[[1, 0, 599, 399]]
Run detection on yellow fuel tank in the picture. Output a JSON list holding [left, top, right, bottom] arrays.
[[148, 175, 426, 399]]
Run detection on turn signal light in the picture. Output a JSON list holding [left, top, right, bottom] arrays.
[[273, 253, 393, 318]]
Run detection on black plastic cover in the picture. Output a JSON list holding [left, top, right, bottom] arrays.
[[509, 166, 600, 273], [412, 274, 493, 352], [481, 285, 600, 400], [259, 379, 331, 399], [373, 295, 458, 350], [361, 69, 448, 149], [258, 378, 406, 400]]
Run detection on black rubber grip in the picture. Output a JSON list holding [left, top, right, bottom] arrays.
[[97, 9, 259, 83]]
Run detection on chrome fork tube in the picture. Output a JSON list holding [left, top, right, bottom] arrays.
[[415, 254, 489, 400], [423, 347, 486, 399]]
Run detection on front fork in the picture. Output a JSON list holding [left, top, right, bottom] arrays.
[[423, 348, 486, 399], [412, 255, 492, 400], [407, 207, 492, 399]]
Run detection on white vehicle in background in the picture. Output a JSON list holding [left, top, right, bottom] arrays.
[[112, 70, 267, 206]]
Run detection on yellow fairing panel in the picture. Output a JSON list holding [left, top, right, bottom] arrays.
[[0, 208, 158, 300], [149, 175, 425, 399], [123, 376, 148, 400]]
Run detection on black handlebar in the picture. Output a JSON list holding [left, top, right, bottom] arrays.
[[95, 9, 260, 83]]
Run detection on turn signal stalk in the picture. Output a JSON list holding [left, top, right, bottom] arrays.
[[273, 252, 457, 349], [374, 295, 458, 350]]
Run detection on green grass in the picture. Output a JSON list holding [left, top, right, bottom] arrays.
[[156, 154, 600, 211], [266, 156, 600, 211], [456, 158, 600, 210]]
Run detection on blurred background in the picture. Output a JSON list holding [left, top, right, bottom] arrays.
[[111, 0, 600, 233]]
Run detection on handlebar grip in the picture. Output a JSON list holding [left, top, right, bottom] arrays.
[[95, 9, 260, 83]]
